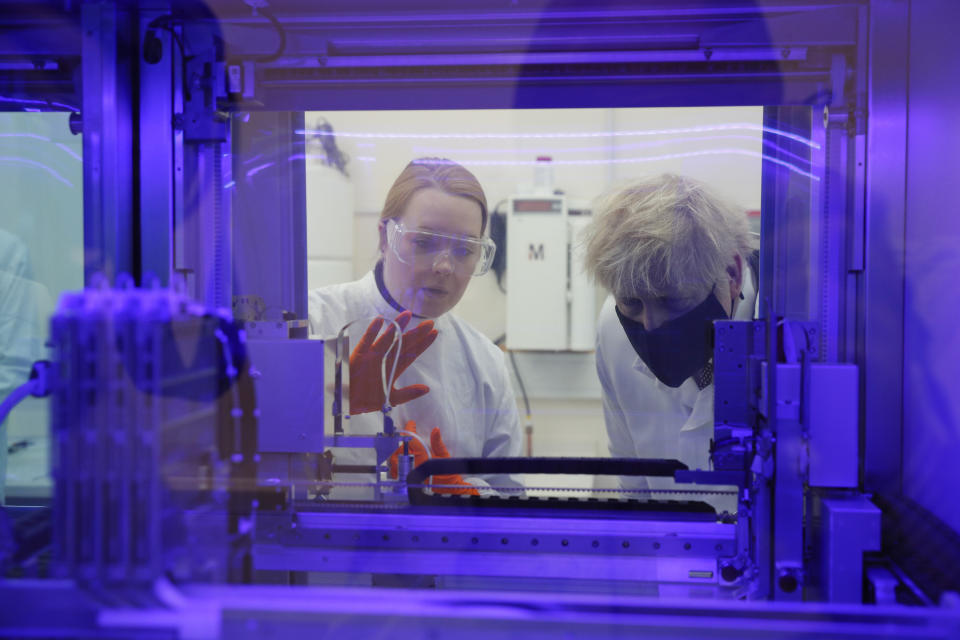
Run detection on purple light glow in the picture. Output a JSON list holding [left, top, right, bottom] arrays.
[[0, 95, 78, 111], [398, 149, 818, 180], [245, 162, 275, 178], [1, 133, 84, 163], [0, 96, 47, 107], [55, 142, 82, 162], [412, 134, 812, 167], [0, 156, 74, 187], [286, 154, 331, 162], [296, 122, 819, 149], [0, 133, 52, 141]]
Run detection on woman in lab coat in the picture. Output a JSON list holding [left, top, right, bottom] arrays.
[[581, 174, 758, 515], [308, 158, 523, 495]]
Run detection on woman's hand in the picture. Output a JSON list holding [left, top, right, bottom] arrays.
[[387, 420, 479, 496], [348, 310, 438, 414]]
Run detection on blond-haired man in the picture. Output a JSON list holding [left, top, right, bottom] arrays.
[[582, 174, 758, 513]]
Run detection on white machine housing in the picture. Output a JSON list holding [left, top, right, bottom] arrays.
[[505, 194, 595, 351]]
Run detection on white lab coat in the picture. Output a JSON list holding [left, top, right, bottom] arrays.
[[0, 230, 46, 505], [594, 266, 757, 514], [308, 271, 523, 496]]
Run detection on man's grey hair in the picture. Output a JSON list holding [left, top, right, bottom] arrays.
[[581, 173, 756, 305]]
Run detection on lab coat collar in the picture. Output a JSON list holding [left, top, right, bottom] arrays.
[[360, 268, 452, 331], [374, 259, 408, 315], [357, 269, 397, 318], [681, 383, 715, 432]]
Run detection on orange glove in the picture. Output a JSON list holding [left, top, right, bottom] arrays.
[[349, 310, 438, 415], [428, 426, 480, 496], [387, 420, 429, 479], [388, 421, 479, 496]]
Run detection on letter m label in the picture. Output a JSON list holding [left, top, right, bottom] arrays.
[[528, 243, 545, 260]]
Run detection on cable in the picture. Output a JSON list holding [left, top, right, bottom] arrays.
[[507, 349, 530, 418], [0, 361, 52, 426], [494, 334, 532, 419], [143, 16, 194, 101], [144, 16, 187, 63], [493, 334, 533, 455], [507, 350, 531, 422], [779, 319, 799, 364], [248, 7, 286, 63], [507, 348, 534, 457], [0, 380, 36, 427]]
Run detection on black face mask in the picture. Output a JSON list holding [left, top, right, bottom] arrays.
[[615, 291, 729, 388]]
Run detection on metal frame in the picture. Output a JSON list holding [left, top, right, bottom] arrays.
[[221, 0, 867, 603], [231, 111, 308, 320], [3, 578, 959, 639], [255, 511, 736, 587], [861, 0, 909, 495], [81, 1, 135, 284], [757, 106, 820, 601], [138, 4, 175, 286], [3, 0, 927, 615], [175, 20, 233, 308]]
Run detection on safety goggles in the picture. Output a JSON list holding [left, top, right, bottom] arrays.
[[386, 219, 496, 277]]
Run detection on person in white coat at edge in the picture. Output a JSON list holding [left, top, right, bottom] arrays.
[[580, 174, 758, 517], [308, 158, 523, 497]]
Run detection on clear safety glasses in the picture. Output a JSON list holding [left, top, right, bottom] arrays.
[[386, 219, 496, 277]]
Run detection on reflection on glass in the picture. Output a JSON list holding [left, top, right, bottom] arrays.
[[0, 113, 83, 504], [307, 158, 524, 499], [293, 107, 765, 498]]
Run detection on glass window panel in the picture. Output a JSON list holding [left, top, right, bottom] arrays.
[[0, 112, 83, 504]]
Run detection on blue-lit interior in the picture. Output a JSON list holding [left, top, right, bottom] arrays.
[[1, 1, 959, 638]]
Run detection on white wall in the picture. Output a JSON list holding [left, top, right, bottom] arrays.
[[304, 107, 763, 473], [306, 159, 354, 289]]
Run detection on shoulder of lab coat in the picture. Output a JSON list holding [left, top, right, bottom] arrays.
[[596, 296, 699, 491], [441, 312, 523, 491], [0, 230, 45, 392], [594, 262, 756, 502], [307, 271, 385, 339]]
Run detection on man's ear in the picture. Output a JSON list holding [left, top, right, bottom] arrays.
[[727, 254, 744, 303]]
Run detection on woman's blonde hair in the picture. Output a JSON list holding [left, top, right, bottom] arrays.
[[380, 158, 488, 233], [582, 173, 755, 305]]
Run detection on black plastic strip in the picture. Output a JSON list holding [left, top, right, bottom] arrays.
[[407, 457, 688, 504]]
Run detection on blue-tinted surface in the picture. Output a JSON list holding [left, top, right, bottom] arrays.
[[902, 0, 960, 535]]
